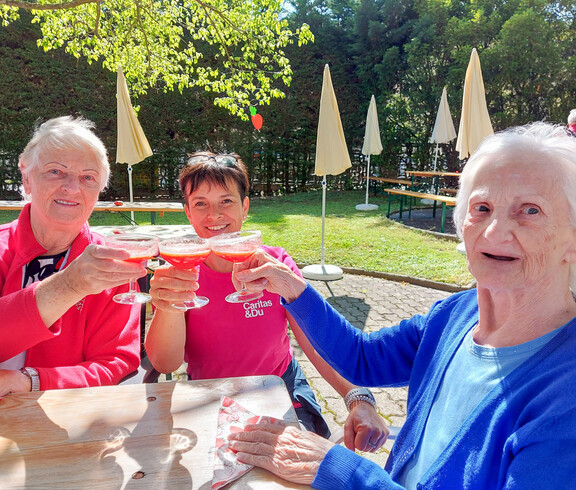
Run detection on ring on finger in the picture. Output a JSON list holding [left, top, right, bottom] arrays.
[[367, 441, 377, 449]]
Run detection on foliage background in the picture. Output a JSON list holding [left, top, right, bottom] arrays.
[[1, 1, 575, 200]]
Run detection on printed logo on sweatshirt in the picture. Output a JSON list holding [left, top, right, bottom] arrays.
[[243, 299, 273, 318]]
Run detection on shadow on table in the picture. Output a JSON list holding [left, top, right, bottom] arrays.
[[109, 382, 197, 488]]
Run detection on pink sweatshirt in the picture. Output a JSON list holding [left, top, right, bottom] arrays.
[[0, 204, 140, 390], [184, 246, 298, 380]]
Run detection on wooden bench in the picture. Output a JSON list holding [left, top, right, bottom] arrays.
[[368, 176, 412, 186], [368, 176, 412, 197], [384, 188, 456, 233], [439, 188, 458, 196]]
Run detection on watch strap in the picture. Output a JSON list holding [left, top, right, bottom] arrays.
[[20, 367, 40, 392], [344, 387, 376, 412]]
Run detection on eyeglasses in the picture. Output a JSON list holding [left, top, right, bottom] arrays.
[[187, 154, 238, 167]]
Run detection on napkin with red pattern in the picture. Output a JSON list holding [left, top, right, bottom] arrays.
[[212, 396, 283, 489]]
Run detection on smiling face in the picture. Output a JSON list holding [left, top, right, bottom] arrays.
[[22, 147, 103, 235], [183, 178, 249, 239], [462, 153, 576, 292]]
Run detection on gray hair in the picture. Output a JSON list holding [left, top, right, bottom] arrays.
[[568, 109, 576, 125], [18, 116, 110, 199], [453, 121, 576, 290]]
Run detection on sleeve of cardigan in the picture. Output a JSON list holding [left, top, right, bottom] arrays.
[[313, 445, 405, 489]]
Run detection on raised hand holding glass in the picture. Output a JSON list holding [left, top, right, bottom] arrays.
[[158, 236, 211, 310], [209, 230, 262, 303], [105, 234, 159, 304]]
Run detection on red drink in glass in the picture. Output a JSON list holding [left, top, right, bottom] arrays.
[[158, 236, 211, 310]]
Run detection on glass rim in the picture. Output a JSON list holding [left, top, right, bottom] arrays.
[[105, 233, 160, 243], [209, 230, 261, 242]]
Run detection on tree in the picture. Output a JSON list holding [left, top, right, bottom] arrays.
[[0, 0, 314, 119]]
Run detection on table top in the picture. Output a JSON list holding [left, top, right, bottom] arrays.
[[0, 376, 308, 489], [405, 170, 460, 178], [0, 200, 184, 213]]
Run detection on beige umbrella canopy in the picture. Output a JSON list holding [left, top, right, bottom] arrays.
[[116, 65, 153, 220], [456, 48, 493, 159], [356, 95, 383, 211], [302, 64, 351, 281], [430, 87, 457, 171]]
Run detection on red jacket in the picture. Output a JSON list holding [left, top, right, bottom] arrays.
[[0, 204, 140, 390]]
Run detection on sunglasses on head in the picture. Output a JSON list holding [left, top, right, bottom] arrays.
[[187, 154, 238, 167]]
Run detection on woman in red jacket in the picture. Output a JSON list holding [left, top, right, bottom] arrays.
[[0, 116, 143, 396]]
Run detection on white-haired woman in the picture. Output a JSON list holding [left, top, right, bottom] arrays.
[[0, 116, 144, 396], [227, 122, 576, 488]]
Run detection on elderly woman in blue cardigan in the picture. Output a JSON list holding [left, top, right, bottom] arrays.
[[228, 122, 576, 489]]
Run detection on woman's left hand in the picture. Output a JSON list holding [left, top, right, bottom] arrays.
[[345, 401, 389, 452], [0, 369, 31, 397], [228, 422, 334, 485]]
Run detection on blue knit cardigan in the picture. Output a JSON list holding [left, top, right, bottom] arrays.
[[283, 285, 576, 489]]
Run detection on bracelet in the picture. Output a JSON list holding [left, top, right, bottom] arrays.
[[344, 387, 376, 412], [20, 367, 40, 392]]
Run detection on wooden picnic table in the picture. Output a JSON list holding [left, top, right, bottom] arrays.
[[385, 188, 456, 233], [405, 170, 460, 178], [401, 171, 460, 222], [0, 375, 307, 489], [0, 200, 184, 225]]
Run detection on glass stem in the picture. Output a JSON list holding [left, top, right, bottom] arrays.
[[129, 278, 138, 293]]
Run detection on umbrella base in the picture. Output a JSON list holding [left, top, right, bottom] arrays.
[[355, 203, 379, 211], [301, 264, 343, 281]]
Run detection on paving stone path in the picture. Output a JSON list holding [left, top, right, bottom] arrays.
[[295, 273, 451, 467]]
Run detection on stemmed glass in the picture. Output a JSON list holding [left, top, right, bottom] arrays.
[[106, 234, 160, 304], [158, 236, 211, 310], [209, 230, 262, 303]]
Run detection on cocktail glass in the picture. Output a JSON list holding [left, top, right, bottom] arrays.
[[209, 230, 262, 303], [106, 234, 160, 304], [158, 236, 211, 310]]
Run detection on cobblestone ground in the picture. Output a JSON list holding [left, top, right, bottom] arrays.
[[153, 273, 452, 470]]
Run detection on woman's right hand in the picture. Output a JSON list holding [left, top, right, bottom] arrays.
[[234, 250, 306, 303], [148, 264, 199, 312], [62, 244, 147, 297]]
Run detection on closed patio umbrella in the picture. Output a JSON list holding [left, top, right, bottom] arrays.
[[430, 87, 457, 171], [116, 64, 153, 222], [356, 95, 383, 211], [456, 49, 493, 159], [302, 64, 351, 281]]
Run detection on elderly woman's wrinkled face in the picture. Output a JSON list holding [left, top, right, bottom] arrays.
[[22, 147, 103, 232], [462, 154, 576, 291]]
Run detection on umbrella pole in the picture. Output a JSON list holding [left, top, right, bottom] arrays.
[[364, 155, 371, 205], [320, 176, 326, 267], [128, 165, 135, 223], [433, 144, 439, 172], [301, 175, 343, 281]]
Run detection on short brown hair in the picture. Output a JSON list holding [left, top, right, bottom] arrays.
[[178, 152, 250, 201]]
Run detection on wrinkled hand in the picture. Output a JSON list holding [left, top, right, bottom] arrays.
[[234, 250, 306, 302], [228, 422, 334, 485], [149, 264, 199, 312], [62, 244, 148, 297], [0, 369, 31, 397], [345, 401, 389, 452]]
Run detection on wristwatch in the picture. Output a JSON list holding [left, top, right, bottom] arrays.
[[20, 367, 40, 392], [344, 387, 376, 412]]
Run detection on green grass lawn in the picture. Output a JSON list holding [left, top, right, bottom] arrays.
[[0, 190, 473, 286]]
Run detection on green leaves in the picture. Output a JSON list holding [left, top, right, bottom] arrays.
[[0, 0, 313, 119]]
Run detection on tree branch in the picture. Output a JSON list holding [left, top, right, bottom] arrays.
[[0, 0, 98, 10]]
